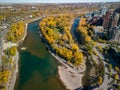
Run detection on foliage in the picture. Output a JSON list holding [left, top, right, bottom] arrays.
[[114, 66, 119, 72], [39, 15, 84, 65], [0, 70, 10, 84], [97, 45, 103, 52], [73, 52, 83, 65], [71, 43, 79, 52], [4, 46, 17, 56], [6, 21, 25, 42], [114, 74, 119, 80], [98, 76, 103, 85], [76, 17, 94, 45]]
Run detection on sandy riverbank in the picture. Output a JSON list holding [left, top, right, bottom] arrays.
[[39, 28, 86, 90], [50, 51, 86, 90]]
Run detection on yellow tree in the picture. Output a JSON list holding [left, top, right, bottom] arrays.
[[71, 43, 79, 52], [74, 52, 83, 65]]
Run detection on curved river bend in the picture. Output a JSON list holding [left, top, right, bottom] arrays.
[[14, 19, 66, 90]]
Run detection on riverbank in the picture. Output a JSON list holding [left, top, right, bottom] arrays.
[[51, 51, 86, 90], [2, 23, 28, 90], [39, 29, 86, 90], [11, 18, 46, 90]]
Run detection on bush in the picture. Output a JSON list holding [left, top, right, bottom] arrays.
[[97, 45, 103, 52], [4, 46, 17, 56], [115, 66, 119, 72], [114, 74, 119, 80], [98, 76, 103, 85], [9, 46, 17, 56]]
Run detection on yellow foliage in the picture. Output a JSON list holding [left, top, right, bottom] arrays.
[[6, 21, 25, 42], [114, 74, 119, 80], [97, 45, 103, 52], [71, 43, 79, 52], [115, 66, 120, 71], [79, 18, 87, 26], [74, 52, 83, 65], [85, 36, 91, 42], [39, 15, 84, 65], [98, 76, 103, 85], [0, 70, 10, 84]]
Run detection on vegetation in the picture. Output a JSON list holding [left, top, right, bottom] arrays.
[[114, 74, 119, 80], [4, 46, 17, 57], [76, 17, 96, 55], [97, 45, 103, 52], [0, 46, 17, 89], [98, 76, 103, 85], [76, 18, 95, 45], [39, 15, 84, 65], [0, 70, 10, 89], [6, 21, 25, 43], [114, 66, 120, 72]]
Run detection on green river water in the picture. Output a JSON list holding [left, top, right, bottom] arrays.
[[14, 19, 66, 90]]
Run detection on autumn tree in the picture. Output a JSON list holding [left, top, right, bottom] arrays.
[[6, 21, 25, 42], [73, 52, 83, 65]]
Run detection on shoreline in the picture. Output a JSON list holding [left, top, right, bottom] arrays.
[[3, 23, 28, 90], [10, 18, 42, 90], [12, 23, 28, 90], [50, 51, 86, 90], [39, 30, 86, 90], [11, 17, 43, 90]]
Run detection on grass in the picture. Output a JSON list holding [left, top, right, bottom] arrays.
[[53, 28, 60, 34]]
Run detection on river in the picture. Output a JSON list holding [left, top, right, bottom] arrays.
[[14, 19, 66, 90]]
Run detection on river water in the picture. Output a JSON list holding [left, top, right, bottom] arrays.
[[14, 19, 66, 90]]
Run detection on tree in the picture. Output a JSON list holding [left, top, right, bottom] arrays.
[[98, 76, 103, 85], [0, 70, 10, 84], [114, 74, 119, 80], [9, 46, 17, 56], [109, 64, 112, 69], [85, 36, 91, 43], [115, 66, 119, 72], [97, 45, 103, 52], [74, 52, 83, 65], [71, 43, 79, 52], [6, 21, 25, 42]]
